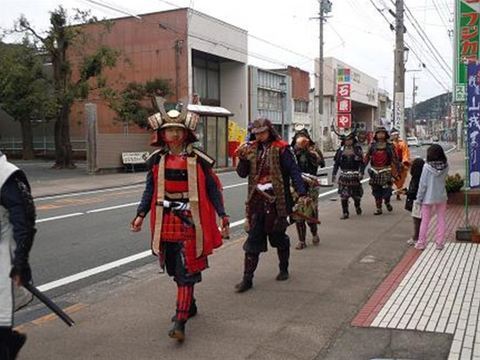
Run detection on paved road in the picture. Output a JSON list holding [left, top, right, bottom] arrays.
[[27, 143, 451, 300]]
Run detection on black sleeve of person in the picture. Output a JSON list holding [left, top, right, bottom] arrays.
[[1, 172, 37, 267], [136, 169, 154, 217]]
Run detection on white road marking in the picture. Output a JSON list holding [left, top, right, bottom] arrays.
[[86, 202, 140, 214], [223, 182, 248, 189], [37, 250, 153, 292], [36, 213, 84, 223], [37, 219, 247, 292], [35, 184, 144, 201]]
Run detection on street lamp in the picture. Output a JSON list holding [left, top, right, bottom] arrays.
[[280, 80, 287, 139]]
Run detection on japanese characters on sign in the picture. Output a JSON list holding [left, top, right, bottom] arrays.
[[336, 68, 352, 129], [337, 113, 352, 129], [336, 83, 351, 98], [466, 62, 480, 187], [337, 98, 352, 113], [455, 0, 480, 102]]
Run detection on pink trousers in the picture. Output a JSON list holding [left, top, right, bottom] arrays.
[[417, 202, 447, 247]]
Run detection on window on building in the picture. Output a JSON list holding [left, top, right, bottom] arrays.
[[193, 57, 220, 106], [294, 100, 308, 113], [258, 88, 282, 111]]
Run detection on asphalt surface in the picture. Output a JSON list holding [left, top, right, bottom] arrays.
[[24, 144, 448, 301]]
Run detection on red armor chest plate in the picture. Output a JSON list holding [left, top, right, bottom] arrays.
[[164, 155, 188, 193]]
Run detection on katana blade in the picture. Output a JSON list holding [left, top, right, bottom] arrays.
[[23, 283, 75, 327]]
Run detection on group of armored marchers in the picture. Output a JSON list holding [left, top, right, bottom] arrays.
[[129, 99, 413, 342], [0, 99, 416, 355]]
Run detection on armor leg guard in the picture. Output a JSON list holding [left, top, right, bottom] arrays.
[[354, 198, 362, 215], [308, 223, 320, 245], [235, 253, 259, 293], [295, 222, 307, 250], [374, 198, 383, 215], [175, 285, 194, 321], [340, 199, 349, 219], [384, 198, 393, 212], [276, 248, 289, 281]]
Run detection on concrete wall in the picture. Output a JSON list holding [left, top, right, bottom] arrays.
[[96, 133, 154, 170], [317, 57, 379, 107], [188, 10, 248, 64], [220, 62, 248, 128]]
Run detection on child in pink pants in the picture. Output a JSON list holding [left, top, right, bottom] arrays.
[[414, 145, 449, 250]]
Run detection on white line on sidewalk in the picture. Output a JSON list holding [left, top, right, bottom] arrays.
[[86, 202, 140, 214], [36, 213, 84, 223]]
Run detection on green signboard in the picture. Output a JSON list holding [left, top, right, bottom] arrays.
[[455, 0, 480, 102]]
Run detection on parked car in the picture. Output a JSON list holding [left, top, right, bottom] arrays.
[[407, 136, 420, 147]]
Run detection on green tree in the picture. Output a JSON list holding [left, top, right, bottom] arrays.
[[102, 78, 173, 128], [14, 7, 119, 168], [0, 40, 55, 160]]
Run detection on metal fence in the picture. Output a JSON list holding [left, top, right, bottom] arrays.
[[0, 137, 86, 155]]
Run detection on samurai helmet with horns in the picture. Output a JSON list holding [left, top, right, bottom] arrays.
[[147, 97, 198, 132], [147, 97, 199, 146], [330, 121, 359, 142]]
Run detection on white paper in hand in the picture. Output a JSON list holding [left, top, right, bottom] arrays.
[[412, 202, 422, 219]]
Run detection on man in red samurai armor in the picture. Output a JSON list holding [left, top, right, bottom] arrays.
[[131, 99, 229, 342], [234, 118, 308, 293], [364, 127, 400, 215]]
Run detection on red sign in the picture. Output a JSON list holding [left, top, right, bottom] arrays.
[[337, 114, 352, 129], [337, 98, 351, 113], [337, 84, 351, 98]]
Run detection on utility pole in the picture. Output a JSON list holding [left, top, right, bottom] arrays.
[[393, 0, 406, 139], [314, 0, 332, 151], [411, 75, 417, 134]]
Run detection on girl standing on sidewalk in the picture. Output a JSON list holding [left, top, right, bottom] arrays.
[[415, 144, 449, 250], [405, 158, 425, 246]]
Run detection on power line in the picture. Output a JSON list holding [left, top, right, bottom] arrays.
[[84, 0, 141, 19], [405, 40, 450, 91], [403, 2, 452, 75]]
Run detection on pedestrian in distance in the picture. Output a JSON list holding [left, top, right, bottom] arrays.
[[0, 151, 36, 360], [405, 158, 425, 246], [332, 132, 365, 220], [131, 99, 230, 342], [234, 118, 308, 293], [414, 144, 449, 250], [290, 127, 325, 249]]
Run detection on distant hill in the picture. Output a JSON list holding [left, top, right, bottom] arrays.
[[405, 92, 451, 121]]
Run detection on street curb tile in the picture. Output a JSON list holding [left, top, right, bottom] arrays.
[[351, 248, 421, 327]]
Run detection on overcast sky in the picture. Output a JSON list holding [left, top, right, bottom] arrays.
[[0, 0, 453, 105]]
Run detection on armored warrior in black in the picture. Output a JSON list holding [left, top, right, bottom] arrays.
[[332, 132, 365, 219]]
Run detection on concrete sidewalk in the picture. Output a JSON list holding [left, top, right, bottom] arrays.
[[16, 191, 451, 360]]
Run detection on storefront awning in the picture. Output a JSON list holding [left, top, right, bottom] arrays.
[[188, 104, 234, 117]]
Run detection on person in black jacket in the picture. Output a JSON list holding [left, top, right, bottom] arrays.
[[0, 151, 36, 359], [405, 158, 425, 246]]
